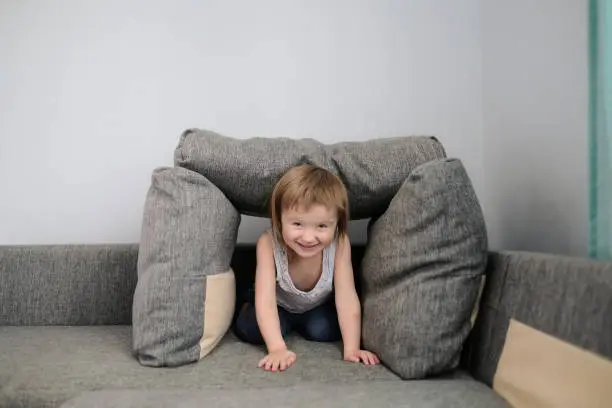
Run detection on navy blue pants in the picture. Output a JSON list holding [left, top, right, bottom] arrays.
[[234, 297, 341, 344]]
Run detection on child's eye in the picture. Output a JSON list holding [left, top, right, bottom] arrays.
[[293, 222, 301, 227], [318, 224, 328, 229]]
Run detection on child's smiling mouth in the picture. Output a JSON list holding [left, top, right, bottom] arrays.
[[297, 243, 319, 249]]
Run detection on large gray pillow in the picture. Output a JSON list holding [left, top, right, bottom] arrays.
[[361, 158, 488, 379], [132, 167, 240, 367], [174, 128, 446, 219]]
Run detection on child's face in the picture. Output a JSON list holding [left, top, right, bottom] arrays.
[[281, 204, 338, 258]]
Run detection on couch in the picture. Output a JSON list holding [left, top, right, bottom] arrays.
[[2, 243, 611, 407]]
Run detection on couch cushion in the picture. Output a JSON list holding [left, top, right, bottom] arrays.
[[0, 326, 400, 408], [0, 244, 138, 326], [361, 158, 488, 380], [132, 167, 240, 367], [174, 128, 446, 219], [0, 326, 508, 408], [463, 250, 612, 406], [60, 381, 509, 408]]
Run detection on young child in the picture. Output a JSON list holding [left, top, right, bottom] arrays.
[[234, 164, 380, 372]]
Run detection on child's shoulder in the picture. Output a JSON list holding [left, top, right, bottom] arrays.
[[336, 233, 350, 249], [255, 231, 277, 266], [257, 230, 274, 248], [334, 234, 351, 260]]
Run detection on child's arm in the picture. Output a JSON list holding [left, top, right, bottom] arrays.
[[254, 233, 289, 353], [334, 235, 380, 365]]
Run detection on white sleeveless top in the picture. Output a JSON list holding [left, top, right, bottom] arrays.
[[271, 232, 336, 314]]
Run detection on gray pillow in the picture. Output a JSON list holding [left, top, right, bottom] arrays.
[[361, 158, 488, 379], [132, 167, 240, 367], [174, 128, 446, 219]]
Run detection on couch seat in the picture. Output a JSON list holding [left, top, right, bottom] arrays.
[[0, 326, 508, 408]]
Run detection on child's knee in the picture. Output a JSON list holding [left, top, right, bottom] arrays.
[[234, 304, 263, 345], [301, 317, 340, 342]]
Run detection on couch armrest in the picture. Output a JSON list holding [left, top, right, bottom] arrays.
[[462, 250, 612, 386], [0, 244, 138, 325]]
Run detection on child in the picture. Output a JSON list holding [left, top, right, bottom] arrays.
[[234, 164, 380, 372]]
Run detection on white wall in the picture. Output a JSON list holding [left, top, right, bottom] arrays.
[[1, 0, 589, 255], [481, 0, 589, 256], [0, 0, 484, 245]]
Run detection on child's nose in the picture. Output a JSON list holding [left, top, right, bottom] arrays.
[[302, 229, 316, 242]]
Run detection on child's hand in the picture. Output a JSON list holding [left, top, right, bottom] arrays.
[[344, 349, 380, 365], [258, 348, 297, 372]]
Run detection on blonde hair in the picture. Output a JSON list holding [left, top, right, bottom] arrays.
[[270, 164, 349, 246]]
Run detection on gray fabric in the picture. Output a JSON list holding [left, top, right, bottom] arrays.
[[174, 128, 446, 219], [464, 250, 612, 386], [132, 167, 240, 367], [361, 158, 488, 380], [0, 244, 138, 326], [60, 381, 508, 408], [2, 326, 405, 408]]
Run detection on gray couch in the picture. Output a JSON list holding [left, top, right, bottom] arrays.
[[2, 243, 610, 408]]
